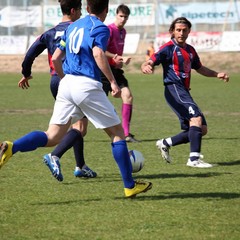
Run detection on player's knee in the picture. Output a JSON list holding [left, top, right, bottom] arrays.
[[190, 116, 202, 127], [81, 128, 87, 137], [202, 125, 208, 136]]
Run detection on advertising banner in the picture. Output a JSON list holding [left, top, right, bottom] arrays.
[[158, 2, 240, 24], [0, 6, 41, 27], [0, 36, 28, 54]]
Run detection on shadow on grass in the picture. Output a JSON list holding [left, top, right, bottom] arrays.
[[135, 172, 232, 180], [215, 159, 240, 166], [85, 138, 159, 143], [204, 137, 240, 140], [131, 192, 240, 201], [30, 198, 102, 205]]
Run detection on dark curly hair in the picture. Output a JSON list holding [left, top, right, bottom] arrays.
[[169, 17, 192, 33]]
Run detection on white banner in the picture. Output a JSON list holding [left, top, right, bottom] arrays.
[[0, 36, 28, 54], [105, 4, 155, 26], [43, 4, 155, 28], [0, 6, 41, 27], [155, 31, 240, 52], [1, 32, 239, 54], [219, 31, 240, 51], [155, 32, 221, 52], [123, 34, 140, 54], [159, 2, 240, 24]]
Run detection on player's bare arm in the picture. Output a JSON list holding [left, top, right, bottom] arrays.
[[141, 60, 154, 74], [196, 66, 229, 82], [18, 76, 33, 89], [93, 46, 121, 98], [52, 48, 65, 79], [105, 50, 123, 69]]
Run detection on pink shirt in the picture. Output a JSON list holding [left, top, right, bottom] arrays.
[[107, 23, 126, 57]]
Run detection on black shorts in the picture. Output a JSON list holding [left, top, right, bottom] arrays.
[[101, 67, 129, 96], [165, 83, 207, 130]]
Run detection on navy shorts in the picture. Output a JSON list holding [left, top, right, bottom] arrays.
[[164, 83, 207, 130], [101, 67, 129, 96], [50, 75, 61, 99]]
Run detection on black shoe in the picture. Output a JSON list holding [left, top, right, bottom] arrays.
[[125, 133, 140, 143]]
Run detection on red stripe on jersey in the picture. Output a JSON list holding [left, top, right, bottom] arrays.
[[172, 48, 180, 78], [181, 48, 191, 90]]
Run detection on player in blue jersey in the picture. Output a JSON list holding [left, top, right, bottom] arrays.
[[18, 0, 97, 178], [141, 17, 229, 168], [0, 0, 152, 198]]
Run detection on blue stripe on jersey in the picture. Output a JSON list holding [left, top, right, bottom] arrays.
[[151, 38, 202, 90]]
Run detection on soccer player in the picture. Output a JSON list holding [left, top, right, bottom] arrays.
[[18, 0, 96, 178], [0, 0, 152, 198], [141, 17, 229, 168], [101, 4, 139, 143]]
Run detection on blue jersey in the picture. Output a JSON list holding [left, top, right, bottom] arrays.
[[21, 21, 71, 77], [151, 38, 202, 90], [59, 15, 110, 82]]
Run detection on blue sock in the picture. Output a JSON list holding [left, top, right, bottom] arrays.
[[171, 130, 189, 146], [111, 140, 134, 189], [188, 126, 202, 161], [12, 131, 48, 154]]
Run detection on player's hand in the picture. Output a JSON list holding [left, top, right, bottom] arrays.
[[217, 72, 229, 83], [122, 56, 131, 65], [113, 55, 123, 69], [18, 76, 33, 89], [110, 81, 121, 98], [141, 62, 154, 74]]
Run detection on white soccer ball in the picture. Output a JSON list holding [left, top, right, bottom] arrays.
[[129, 150, 144, 173]]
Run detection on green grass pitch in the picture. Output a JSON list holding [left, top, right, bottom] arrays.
[[0, 72, 239, 239]]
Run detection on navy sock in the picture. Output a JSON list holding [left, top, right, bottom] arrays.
[[171, 131, 189, 146], [51, 129, 84, 168], [111, 140, 134, 189], [188, 126, 202, 161], [73, 131, 85, 169], [12, 131, 48, 154]]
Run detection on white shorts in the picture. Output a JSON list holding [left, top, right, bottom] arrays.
[[50, 75, 121, 129]]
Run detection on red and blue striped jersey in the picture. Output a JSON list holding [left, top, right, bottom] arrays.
[[151, 38, 202, 90], [21, 21, 71, 77]]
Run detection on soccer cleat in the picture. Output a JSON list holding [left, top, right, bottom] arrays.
[[186, 158, 213, 168], [74, 166, 97, 178], [43, 154, 63, 181], [124, 180, 152, 198], [156, 139, 172, 163], [125, 133, 140, 143], [0, 141, 13, 169]]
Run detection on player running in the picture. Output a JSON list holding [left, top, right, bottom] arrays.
[[18, 0, 96, 179], [141, 17, 229, 168], [0, 0, 152, 198]]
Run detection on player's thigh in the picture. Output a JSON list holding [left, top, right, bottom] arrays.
[[81, 90, 120, 129], [165, 84, 202, 119]]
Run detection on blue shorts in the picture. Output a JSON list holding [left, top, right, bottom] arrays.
[[164, 84, 207, 130]]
